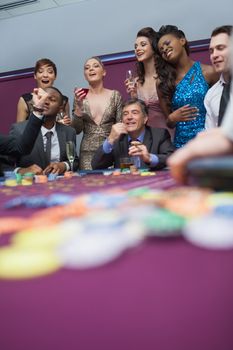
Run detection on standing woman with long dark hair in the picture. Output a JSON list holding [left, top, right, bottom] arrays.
[[125, 27, 169, 131], [156, 25, 218, 148]]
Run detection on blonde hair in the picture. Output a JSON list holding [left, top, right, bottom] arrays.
[[84, 56, 104, 68]]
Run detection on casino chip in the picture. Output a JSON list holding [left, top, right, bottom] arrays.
[[144, 208, 186, 236], [12, 225, 80, 249], [183, 214, 233, 249], [0, 247, 61, 279], [0, 217, 27, 234], [58, 221, 144, 269]]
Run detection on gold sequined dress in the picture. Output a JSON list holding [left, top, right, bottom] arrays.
[[72, 90, 122, 170]]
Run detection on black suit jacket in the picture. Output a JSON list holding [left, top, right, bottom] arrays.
[[0, 114, 42, 175], [92, 126, 174, 170], [10, 121, 79, 171]]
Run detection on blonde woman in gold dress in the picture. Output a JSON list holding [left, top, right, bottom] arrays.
[[72, 56, 122, 170]]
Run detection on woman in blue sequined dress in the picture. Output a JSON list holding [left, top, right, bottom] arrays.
[[156, 25, 218, 148]]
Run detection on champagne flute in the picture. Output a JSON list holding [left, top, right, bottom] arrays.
[[66, 141, 75, 172], [126, 70, 135, 88], [57, 111, 64, 122]]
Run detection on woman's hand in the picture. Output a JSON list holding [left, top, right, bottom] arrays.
[[58, 115, 72, 126], [74, 88, 87, 106], [168, 104, 199, 126], [73, 88, 87, 116], [124, 79, 138, 98]]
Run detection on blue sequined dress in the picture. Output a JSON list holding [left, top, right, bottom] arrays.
[[172, 61, 209, 148]]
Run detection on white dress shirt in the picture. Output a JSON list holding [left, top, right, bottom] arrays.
[[221, 34, 233, 142], [204, 74, 226, 130], [41, 124, 60, 162]]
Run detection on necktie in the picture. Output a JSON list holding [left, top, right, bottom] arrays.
[[218, 82, 231, 126], [45, 131, 53, 164]]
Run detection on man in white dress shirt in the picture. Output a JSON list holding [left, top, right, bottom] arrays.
[[204, 25, 232, 129], [168, 33, 233, 183], [11, 87, 78, 175]]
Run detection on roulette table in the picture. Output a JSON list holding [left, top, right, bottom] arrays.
[[0, 170, 233, 350]]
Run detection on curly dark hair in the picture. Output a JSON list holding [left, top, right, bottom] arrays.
[[155, 25, 189, 108], [135, 27, 159, 84]]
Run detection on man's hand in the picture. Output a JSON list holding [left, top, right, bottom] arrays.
[[168, 128, 233, 183], [107, 123, 128, 144], [43, 162, 66, 175], [32, 88, 49, 110], [128, 143, 151, 163], [18, 164, 43, 175]]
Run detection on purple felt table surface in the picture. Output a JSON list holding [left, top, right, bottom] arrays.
[[0, 171, 233, 350]]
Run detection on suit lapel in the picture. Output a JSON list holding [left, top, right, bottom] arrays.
[[142, 127, 152, 150]]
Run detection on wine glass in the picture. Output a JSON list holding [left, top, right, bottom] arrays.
[[66, 141, 75, 172], [126, 70, 135, 88]]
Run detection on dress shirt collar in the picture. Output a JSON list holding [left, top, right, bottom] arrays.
[[41, 123, 56, 137], [219, 74, 228, 86], [128, 129, 145, 143]]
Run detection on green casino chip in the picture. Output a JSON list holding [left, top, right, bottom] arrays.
[[145, 208, 186, 236]]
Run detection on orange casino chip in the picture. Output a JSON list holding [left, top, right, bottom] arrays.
[[158, 187, 211, 217], [27, 200, 88, 228], [64, 171, 73, 179], [0, 217, 28, 234]]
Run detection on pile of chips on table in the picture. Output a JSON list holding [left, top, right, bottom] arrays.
[[1, 185, 233, 280], [1, 171, 76, 187]]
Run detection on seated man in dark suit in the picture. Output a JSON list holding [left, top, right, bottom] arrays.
[[92, 98, 174, 170], [0, 88, 47, 175], [10, 87, 78, 175]]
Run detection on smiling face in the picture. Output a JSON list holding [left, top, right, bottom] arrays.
[[134, 36, 155, 62], [84, 58, 106, 84], [209, 33, 231, 75], [158, 34, 186, 63], [34, 64, 56, 89], [122, 102, 148, 137]]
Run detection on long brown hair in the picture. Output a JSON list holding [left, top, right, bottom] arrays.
[[135, 27, 158, 84]]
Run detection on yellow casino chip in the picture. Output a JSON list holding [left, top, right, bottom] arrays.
[[13, 227, 62, 249], [12, 225, 79, 249], [0, 247, 61, 279]]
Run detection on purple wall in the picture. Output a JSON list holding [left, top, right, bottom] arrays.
[[0, 71, 35, 134], [102, 39, 211, 100], [0, 39, 210, 135]]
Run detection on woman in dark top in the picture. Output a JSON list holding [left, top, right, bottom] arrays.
[[16, 58, 71, 125]]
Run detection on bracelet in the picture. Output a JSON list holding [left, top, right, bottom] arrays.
[[33, 106, 44, 113]]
